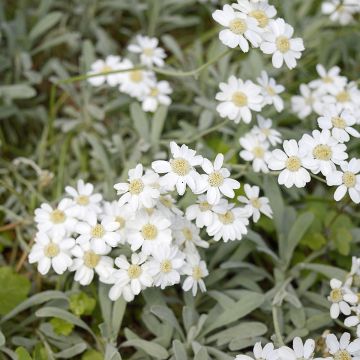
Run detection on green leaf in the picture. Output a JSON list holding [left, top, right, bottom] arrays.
[[111, 297, 126, 340], [150, 305, 184, 338], [69, 292, 96, 316], [203, 292, 265, 334], [29, 12, 62, 41], [300, 264, 347, 280], [151, 106, 168, 146], [285, 212, 314, 266], [121, 339, 168, 359], [82, 350, 103, 360], [50, 318, 74, 336], [334, 227, 352, 255], [301, 232, 326, 251], [130, 102, 149, 141], [53, 343, 87, 359], [0, 267, 31, 315], [172, 340, 187, 360], [0, 85, 36, 99], [15, 347, 33, 360]]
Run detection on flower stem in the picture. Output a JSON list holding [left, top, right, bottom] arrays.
[[272, 305, 285, 347]]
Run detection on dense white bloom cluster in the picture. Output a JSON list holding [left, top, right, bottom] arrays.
[[322, 0, 360, 25], [87, 35, 172, 113], [29, 143, 272, 301], [234, 332, 360, 359], [212, 0, 305, 69]]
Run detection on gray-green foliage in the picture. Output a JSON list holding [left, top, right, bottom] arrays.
[[1, 0, 360, 359]]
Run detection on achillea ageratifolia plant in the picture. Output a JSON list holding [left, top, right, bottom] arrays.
[[1, 0, 360, 359]]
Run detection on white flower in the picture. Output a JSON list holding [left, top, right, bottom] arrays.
[[328, 279, 358, 319], [325, 332, 360, 360], [76, 217, 120, 255], [322, 0, 358, 25], [152, 142, 204, 195], [232, 0, 277, 30], [323, 82, 360, 113], [28, 232, 74, 275], [317, 106, 360, 143], [182, 253, 208, 296], [260, 18, 305, 69], [239, 134, 271, 173], [309, 64, 347, 93], [186, 195, 227, 228], [172, 216, 209, 251], [87, 55, 123, 87], [70, 242, 114, 286], [118, 58, 154, 98], [212, 4, 263, 52], [156, 194, 183, 218], [267, 139, 315, 188], [344, 306, 360, 337], [102, 201, 134, 244], [216, 76, 264, 124], [107, 253, 153, 302], [147, 245, 185, 289], [251, 115, 282, 146], [140, 80, 172, 112], [200, 154, 240, 205], [128, 35, 166, 67], [206, 200, 250, 242], [127, 210, 172, 255], [34, 199, 77, 237], [65, 180, 102, 223], [278, 337, 315, 360], [235, 342, 279, 360], [299, 129, 348, 176], [291, 84, 324, 119], [326, 158, 360, 203], [114, 164, 160, 211], [237, 184, 272, 222], [256, 71, 285, 112]]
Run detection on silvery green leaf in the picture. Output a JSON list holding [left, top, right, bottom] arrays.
[[53, 343, 87, 359], [29, 12, 62, 41], [121, 339, 168, 359], [151, 105, 168, 147], [194, 347, 208, 360], [289, 306, 306, 329], [105, 344, 122, 360], [0, 85, 36, 99], [151, 305, 184, 338], [172, 340, 187, 360], [300, 264, 347, 281], [130, 102, 150, 142], [0, 329, 5, 347]]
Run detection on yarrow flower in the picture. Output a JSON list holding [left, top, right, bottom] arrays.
[[328, 278, 357, 319], [256, 71, 285, 112], [182, 253, 209, 296], [87, 55, 123, 87]]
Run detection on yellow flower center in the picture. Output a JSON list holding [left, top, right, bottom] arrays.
[[208, 171, 224, 187], [76, 195, 89, 205], [141, 223, 158, 240], [128, 264, 142, 279], [143, 47, 154, 56], [232, 91, 248, 107], [170, 158, 190, 176], [130, 70, 143, 83], [323, 75, 333, 84], [199, 201, 212, 212], [160, 260, 172, 273], [192, 266, 203, 280], [336, 91, 350, 103], [276, 36, 290, 53], [249, 10, 268, 27], [343, 171, 356, 188], [252, 146, 265, 158], [286, 156, 302, 172], [334, 350, 351, 360], [115, 216, 125, 229], [218, 211, 234, 225], [50, 209, 66, 224], [101, 65, 112, 73], [149, 87, 159, 97], [129, 179, 144, 195], [182, 227, 193, 241], [330, 288, 343, 303], [91, 224, 105, 238], [83, 251, 100, 268], [160, 196, 172, 208], [229, 18, 247, 34], [332, 116, 346, 129], [313, 144, 332, 161], [44, 243, 60, 258], [266, 86, 276, 96], [251, 198, 261, 209]]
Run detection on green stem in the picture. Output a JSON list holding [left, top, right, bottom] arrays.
[[272, 306, 285, 347]]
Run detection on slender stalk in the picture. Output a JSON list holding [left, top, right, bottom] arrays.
[[272, 306, 285, 347]]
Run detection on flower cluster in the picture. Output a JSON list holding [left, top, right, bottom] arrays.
[[216, 71, 285, 124], [87, 35, 172, 113], [234, 332, 360, 360], [29, 143, 272, 302], [322, 0, 360, 25], [327, 257, 360, 337], [212, 0, 305, 69]]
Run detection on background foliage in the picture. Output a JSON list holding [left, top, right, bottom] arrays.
[[1, 0, 360, 359]]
